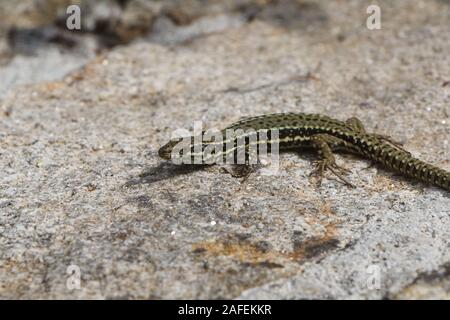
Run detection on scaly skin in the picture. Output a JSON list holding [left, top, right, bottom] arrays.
[[159, 113, 450, 191]]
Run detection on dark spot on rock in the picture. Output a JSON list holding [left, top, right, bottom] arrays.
[[226, 268, 239, 275], [293, 237, 340, 260], [337, 33, 346, 42], [303, 238, 340, 259], [115, 232, 129, 241], [254, 240, 272, 253], [412, 262, 450, 283], [234, 233, 252, 242], [0, 201, 13, 208], [292, 229, 306, 242], [254, 261, 284, 269], [130, 195, 152, 208], [186, 194, 222, 217], [164, 8, 196, 26], [85, 183, 97, 191], [192, 247, 207, 254]]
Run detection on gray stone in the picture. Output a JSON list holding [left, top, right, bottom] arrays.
[[0, 0, 449, 299]]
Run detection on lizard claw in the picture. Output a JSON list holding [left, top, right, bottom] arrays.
[[310, 159, 355, 188]]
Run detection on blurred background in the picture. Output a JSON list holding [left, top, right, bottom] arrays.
[[1, 0, 329, 96]]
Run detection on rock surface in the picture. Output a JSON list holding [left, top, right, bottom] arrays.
[[0, 0, 449, 299]]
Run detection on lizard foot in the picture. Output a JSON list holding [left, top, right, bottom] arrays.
[[221, 164, 255, 182], [310, 159, 355, 188]]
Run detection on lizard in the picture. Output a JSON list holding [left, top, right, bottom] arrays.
[[158, 113, 450, 191]]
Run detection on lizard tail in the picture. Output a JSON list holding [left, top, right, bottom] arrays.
[[371, 143, 449, 191]]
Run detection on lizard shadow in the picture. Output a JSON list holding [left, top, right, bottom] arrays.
[[125, 162, 209, 187], [125, 149, 319, 188], [125, 149, 331, 188], [125, 151, 449, 194]]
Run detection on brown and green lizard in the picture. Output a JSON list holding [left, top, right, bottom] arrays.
[[159, 113, 450, 191]]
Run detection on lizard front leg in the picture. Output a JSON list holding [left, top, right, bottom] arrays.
[[309, 134, 355, 188], [221, 143, 258, 182]]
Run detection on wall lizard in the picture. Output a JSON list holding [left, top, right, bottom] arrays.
[[158, 113, 450, 191]]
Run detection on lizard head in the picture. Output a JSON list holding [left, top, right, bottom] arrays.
[[158, 137, 184, 161]]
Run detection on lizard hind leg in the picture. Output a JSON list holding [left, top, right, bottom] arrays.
[[346, 117, 366, 133], [372, 133, 409, 154], [346, 117, 409, 153], [309, 134, 355, 188]]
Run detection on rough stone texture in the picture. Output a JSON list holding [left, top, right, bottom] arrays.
[[0, 0, 449, 299]]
